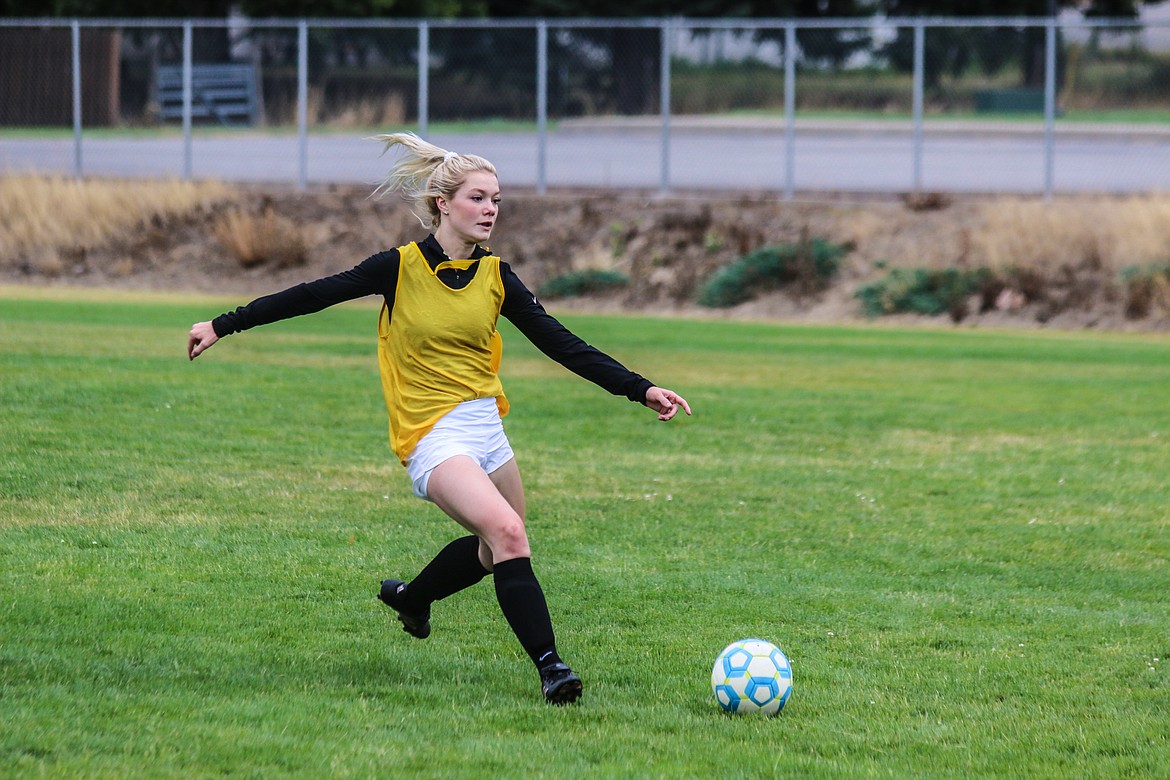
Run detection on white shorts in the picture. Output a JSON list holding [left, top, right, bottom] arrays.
[[405, 397, 515, 501]]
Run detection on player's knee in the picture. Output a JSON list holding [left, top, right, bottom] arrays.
[[490, 515, 529, 558]]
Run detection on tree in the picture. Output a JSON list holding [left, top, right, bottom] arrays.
[[482, 0, 878, 114], [881, 1, 1052, 89], [757, 0, 879, 71], [6, 0, 1162, 117], [876, 0, 1166, 87], [1077, 0, 1141, 16], [1, 0, 233, 15], [4, 0, 1162, 19]]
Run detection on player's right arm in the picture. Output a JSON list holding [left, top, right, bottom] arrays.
[[187, 249, 400, 361]]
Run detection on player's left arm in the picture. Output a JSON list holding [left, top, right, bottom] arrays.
[[499, 263, 690, 421]]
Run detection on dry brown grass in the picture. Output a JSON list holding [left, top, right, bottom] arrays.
[[836, 194, 1170, 321], [0, 175, 235, 261], [4, 174, 1169, 325], [971, 195, 1170, 273], [213, 207, 307, 268], [847, 194, 1170, 278], [1122, 264, 1170, 318]]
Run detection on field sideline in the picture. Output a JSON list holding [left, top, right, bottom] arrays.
[[2, 286, 1168, 778]]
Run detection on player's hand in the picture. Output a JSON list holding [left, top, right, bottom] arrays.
[[187, 321, 219, 360], [644, 386, 691, 422]]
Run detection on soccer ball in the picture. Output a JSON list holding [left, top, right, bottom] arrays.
[[711, 638, 793, 715]]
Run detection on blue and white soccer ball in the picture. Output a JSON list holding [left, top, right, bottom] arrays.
[[711, 638, 793, 715]]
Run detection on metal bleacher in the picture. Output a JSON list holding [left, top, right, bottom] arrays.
[[155, 63, 261, 126]]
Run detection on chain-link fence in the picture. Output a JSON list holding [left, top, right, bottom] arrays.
[[1, 15, 1168, 197]]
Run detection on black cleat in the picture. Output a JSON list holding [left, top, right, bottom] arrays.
[[378, 579, 431, 639], [540, 662, 583, 705]]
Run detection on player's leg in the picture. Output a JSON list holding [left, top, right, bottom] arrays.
[[378, 532, 488, 639], [426, 455, 582, 704], [487, 456, 525, 527], [379, 402, 501, 636], [382, 454, 524, 638], [427, 454, 530, 562], [382, 458, 530, 634]]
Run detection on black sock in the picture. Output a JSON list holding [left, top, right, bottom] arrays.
[[402, 535, 489, 611], [493, 557, 562, 670]]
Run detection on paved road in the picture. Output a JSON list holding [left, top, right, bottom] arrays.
[[2, 119, 1167, 195]]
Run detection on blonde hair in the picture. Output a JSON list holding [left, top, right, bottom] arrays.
[[369, 132, 497, 230]]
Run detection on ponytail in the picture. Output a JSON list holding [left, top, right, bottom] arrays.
[[369, 132, 497, 230]]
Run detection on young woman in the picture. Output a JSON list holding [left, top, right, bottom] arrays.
[[187, 132, 691, 705]]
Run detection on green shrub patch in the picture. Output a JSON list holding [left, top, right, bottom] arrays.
[[537, 269, 630, 299], [857, 267, 993, 321], [1121, 262, 1170, 319], [697, 238, 848, 308]]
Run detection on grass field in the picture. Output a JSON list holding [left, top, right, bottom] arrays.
[[2, 286, 1168, 778]]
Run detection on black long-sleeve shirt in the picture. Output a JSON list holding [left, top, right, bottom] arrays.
[[212, 235, 654, 404]]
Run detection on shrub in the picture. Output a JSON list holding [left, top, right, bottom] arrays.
[[697, 238, 847, 308], [1121, 263, 1170, 319], [856, 267, 992, 321], [537, 269, 630, 299]]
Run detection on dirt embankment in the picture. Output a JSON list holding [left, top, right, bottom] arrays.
[[5, 183, 1170, 332]]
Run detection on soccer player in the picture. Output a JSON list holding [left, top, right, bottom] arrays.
[[186, 132, 691, 704]]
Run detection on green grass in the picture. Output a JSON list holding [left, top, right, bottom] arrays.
[[719, 107, 1170, 124], [4, 108, 1170, 143], [0, 119, 552, 141], [2, 287, 1168, 778]]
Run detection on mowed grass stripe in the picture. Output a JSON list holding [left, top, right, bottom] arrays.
[[1, 289, 1167, 778]]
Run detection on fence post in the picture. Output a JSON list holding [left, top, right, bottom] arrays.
[[784, 22, 796, 200], [297, 20, 308, 190], [659, 19, 672, 195], [912, 21, 924, 193], [418, 21, 429, 138], [71, 20, 82, 177], [1044, 18, 1056, 200], [182, 21, 193, 180], [536, 20, 548, 195]]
